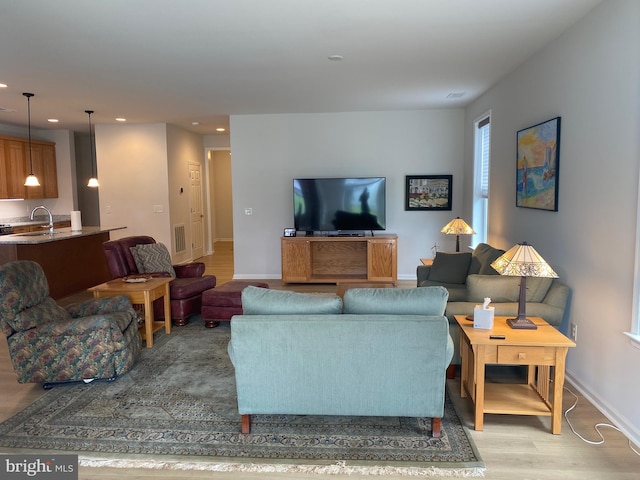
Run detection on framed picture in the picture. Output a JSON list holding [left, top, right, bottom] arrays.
[[405, 175, 452, 211], [516, 117, 561, 211], [283, 228, 296, 237]]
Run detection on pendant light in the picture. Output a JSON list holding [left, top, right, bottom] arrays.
[[85, 109, 99, 188], [23, 92, 40, 187]]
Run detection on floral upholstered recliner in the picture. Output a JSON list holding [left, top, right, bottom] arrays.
[[0, 260, 142, 389]]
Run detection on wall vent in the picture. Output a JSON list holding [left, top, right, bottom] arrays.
[[174, 224, 186, 254]]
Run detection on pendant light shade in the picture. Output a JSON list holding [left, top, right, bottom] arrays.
[[85, 109, 99, 188], [23, 92, 40, 187]]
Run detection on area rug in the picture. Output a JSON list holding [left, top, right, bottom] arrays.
[[0, 320, 484, 477]]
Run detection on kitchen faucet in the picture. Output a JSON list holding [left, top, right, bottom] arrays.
[[30, 205, 54, 234]]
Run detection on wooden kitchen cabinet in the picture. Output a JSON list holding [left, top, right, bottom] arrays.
[[281, 234, 397, 284], [1, 134, 58, 199]]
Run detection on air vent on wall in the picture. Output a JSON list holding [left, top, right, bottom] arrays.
[[0, 107, 16, 113], [174, 224, 186, 254]]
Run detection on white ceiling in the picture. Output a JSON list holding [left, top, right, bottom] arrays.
[[0, 0, 602, 135]]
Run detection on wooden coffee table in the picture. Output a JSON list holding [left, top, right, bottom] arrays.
[[455, 314, 575, 434], [88, 277, 172, 348]]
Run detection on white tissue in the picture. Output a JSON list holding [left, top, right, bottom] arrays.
[[474, 298, 495, 329], [71, 211, 82, 231]]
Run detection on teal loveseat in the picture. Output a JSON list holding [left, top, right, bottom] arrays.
[[228, 286, 453, 437]]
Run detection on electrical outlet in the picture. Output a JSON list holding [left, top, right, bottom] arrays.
[[570, 323, 578, 342]]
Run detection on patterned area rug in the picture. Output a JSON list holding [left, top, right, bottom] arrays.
[[0, 320, 484, 477]]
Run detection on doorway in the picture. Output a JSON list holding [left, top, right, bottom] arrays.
[[207, 149, 233, 251]]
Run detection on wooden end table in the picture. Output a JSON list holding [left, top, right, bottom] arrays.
[[455, 315, 575, 434], [88, 277, 172, 348]]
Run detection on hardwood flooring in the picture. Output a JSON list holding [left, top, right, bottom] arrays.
[[2, 241, 639, 479]]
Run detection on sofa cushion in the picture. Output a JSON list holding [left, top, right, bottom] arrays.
[[468, 243, 504, 275], [241, 286, 342, 315], [130, 243, 176, 278], [428, 252, 472, 284], [343, 286, 448, 316], [467, 274, 553, 303], [418, 280, 466, 302]]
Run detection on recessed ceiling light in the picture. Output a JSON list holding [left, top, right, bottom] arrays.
[[47, 119, 59, 123], [328, 55, 344, 61], [115, 117, 126, 122], [0, 83, 7, 88], [216, 127, 226, 132], [192, 121, 200, 126]]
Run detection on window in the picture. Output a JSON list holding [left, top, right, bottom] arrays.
[[472, 113, 491, 245], [627, 167, 640, 347]]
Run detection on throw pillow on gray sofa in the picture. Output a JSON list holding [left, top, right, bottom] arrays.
[[468, 243, 504, 275], [428, 252, 472, 284]]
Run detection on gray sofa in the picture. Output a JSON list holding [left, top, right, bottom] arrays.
[[228, 285, 453, 437], [417, 243, 570, 365]]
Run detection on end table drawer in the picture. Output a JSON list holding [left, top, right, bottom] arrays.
[[498, 346, 547, 364]]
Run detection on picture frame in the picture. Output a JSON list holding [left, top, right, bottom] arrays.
[[516, 117, 561, 211], [405, 175, 452, 211], [283, 228, 296, 237]]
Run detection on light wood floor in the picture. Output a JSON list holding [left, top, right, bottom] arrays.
[[2, 241, 639, 479]]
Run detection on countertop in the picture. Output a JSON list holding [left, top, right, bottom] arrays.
[[0, 226, 126, 245]]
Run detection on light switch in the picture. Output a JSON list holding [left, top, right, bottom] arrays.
[[244, 208, 253, 216]]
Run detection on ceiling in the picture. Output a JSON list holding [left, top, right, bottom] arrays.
[[0, 0, 602, 136]]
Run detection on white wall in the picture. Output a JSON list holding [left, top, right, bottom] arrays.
[[96, 123, 172, 248], [465, 0, 640, 443], [229, 110, 465, 279], [211, 150, 233, 241], [166, 124, 207, 263]]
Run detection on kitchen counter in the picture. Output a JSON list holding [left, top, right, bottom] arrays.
[[0, 226, 127, 299], [0, 226, 125, 244]]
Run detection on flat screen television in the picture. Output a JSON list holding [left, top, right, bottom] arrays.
[[293, 177, 386, 234]]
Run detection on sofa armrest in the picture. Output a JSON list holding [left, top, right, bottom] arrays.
[[416, 265, 432, 285], [65, 295, 135, 318], [174, 262, 205, 278], [36, 314, 126, 338], [543, 280, 570, 310]]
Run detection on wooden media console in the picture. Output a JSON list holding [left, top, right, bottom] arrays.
[[281, 234, 397, 284]]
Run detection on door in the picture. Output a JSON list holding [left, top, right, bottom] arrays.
[[189, 162, 205, 260]]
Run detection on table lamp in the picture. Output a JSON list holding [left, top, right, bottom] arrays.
[[490, 242, 558, 330], [441, 217, 475, 252]]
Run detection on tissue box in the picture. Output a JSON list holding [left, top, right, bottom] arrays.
[[474, 305, 495, 329]]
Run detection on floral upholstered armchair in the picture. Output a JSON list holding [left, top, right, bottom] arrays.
[[0, 260, 142, 389]]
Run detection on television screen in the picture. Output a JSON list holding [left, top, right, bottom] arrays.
[[293, 177, 386, 233]]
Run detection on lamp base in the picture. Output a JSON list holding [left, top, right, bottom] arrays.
[[506, 316, 538, 330]]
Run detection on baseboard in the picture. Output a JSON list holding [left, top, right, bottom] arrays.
[[565, 368, 640, 449], [232, 274, 282, 280]]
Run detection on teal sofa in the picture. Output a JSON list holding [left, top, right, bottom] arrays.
[[228, 285, 453, 437], [417, 243, 570, 367]]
